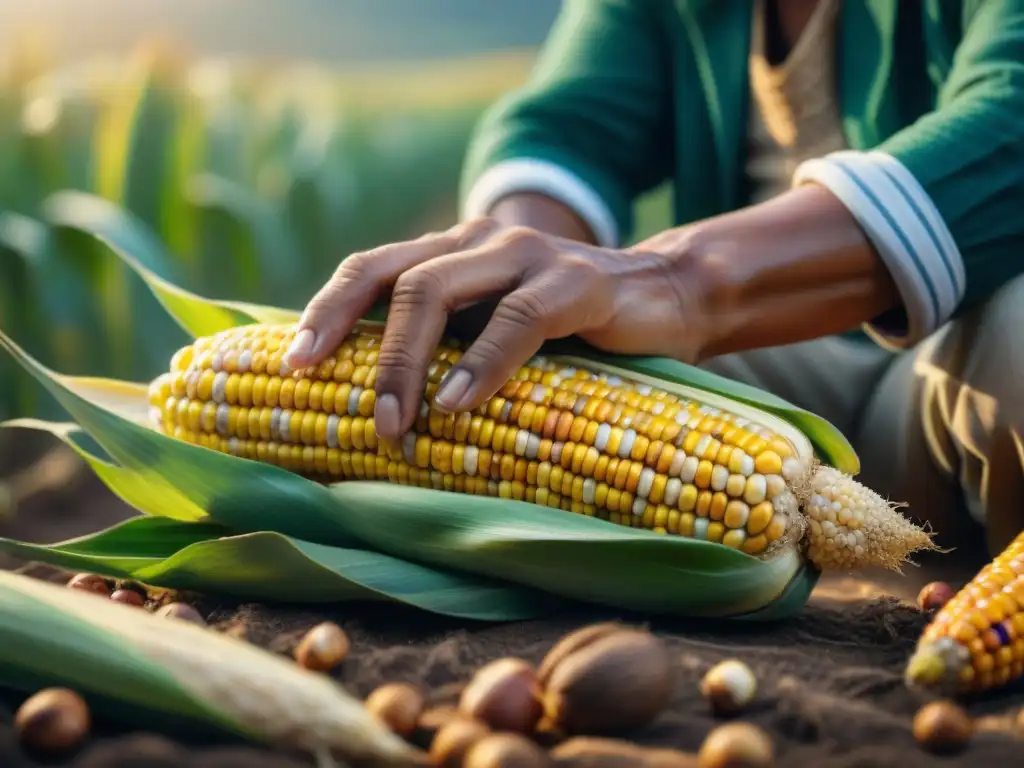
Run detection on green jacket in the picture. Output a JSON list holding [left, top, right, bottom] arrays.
[[460, 0, 1024, 348]]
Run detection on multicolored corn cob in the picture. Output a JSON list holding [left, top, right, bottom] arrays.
[[148, 323, 934, 573], [906, 531, 1024, 694]]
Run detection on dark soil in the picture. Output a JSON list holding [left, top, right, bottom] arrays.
[[1, 438, 1022, 767]]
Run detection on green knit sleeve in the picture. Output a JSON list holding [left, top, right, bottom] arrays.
[[877, 0, 1024, 311], [459, 0, 673, 245]]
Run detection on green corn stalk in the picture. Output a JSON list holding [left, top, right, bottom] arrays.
[[41, 192, 191, 382], [91, 43, 187, 380]]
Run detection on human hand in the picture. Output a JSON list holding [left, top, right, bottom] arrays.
[[282, 217, 716, 442]]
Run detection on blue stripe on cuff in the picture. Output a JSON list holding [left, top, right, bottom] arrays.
[[874, 164, 961, 300], [830, 162, 941, 323]]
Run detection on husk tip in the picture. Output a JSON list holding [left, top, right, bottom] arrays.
[[799, 466, 938, 573]]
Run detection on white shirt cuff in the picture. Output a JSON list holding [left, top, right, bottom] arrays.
[[793, 150, 966, 350], [461, 158, 620, 248]]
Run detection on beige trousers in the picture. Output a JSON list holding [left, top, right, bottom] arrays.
[[700, 275, 1024, 556]]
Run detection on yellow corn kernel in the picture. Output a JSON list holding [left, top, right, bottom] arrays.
[[151, 323, 812, 560]]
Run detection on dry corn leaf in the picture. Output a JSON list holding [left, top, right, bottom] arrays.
[[0, 569, 415, 764]]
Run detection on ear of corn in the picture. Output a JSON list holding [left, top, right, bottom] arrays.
[[149, 322, 934, 574], [906, 531, 1024, 695], [0, 569, 416, 764], [0, 215, 939, 623], [0, 324, 814, 620]]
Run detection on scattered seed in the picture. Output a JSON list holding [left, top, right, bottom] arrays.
[[430, 717, 491, 767], [154, 602, 206, 626], [109, 589, 145, 607], [697, 722, 774, 768], [66, 574, 110, 598], [14, 688, 91, 754], [417, 705, 460, 735], [365, 683, 425, 737], [917, 582, 956, 612], [700, 660, 757, 717], [913, 700, 972, 754], [113, 579, 148, 597], [537, 623, 626, 685], [463, 732, 551, 768], [540, 629, 675, 735], [294, 622, 350, 672], [459, 658, 543, 734]]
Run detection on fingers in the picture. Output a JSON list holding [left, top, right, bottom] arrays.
[[433, 287, 559, 414], [372, 246, 536, 439], [283, 224, 487, 370]]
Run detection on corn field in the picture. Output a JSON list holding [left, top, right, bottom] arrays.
[[0, 39, 672, 426], [0, 40, 526, 419]]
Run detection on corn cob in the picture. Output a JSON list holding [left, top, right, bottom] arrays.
[[906, 531, 1024, 694], [147, 323, 933, 573]]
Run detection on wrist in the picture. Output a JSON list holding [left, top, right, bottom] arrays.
[[631, 185, 902, 360], [628, 226, 748, 362]]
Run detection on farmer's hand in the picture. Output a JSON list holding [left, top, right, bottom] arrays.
[[284, 184, 904, 443], [282, 216, 717, 441]]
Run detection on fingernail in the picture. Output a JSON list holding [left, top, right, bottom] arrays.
[[434, 368, 473, 411], [283, 328, 316, 367], [374, 393, 402, 438]]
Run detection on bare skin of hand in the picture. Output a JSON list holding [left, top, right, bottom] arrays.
[[282, 217, 715, 441], [283, 184, 900, 443]]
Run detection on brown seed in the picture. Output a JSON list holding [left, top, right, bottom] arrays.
[[917, 582, 956, 612], [540, 629, 675, 735], [418, 705, 461, 735], [538, 623, 627, 685], [66, 573, 110, 598], [700, 660, 757, 717], [113, 579, 149, 597], [551, 736, 699, 766], [409, 705, 462, 751], [463, 733, 551, 768], [365, 683, 425, 737], [697, 723, 774, 768], [430, 717, 491, 767], [913, 700, 972, 754], [294, 622, 350, 672], [154, 602, 206, 626], [109, 589, 145, 607], [459, 657, 543, 734], [15, 688, 91, 753]]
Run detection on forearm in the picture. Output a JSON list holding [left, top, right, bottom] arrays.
[[487, 193, 599, 244], [635, 184, 901, 361]]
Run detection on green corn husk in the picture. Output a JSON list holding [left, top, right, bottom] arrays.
[[0, 570, 416, 765], [0, 194, 937, 622]]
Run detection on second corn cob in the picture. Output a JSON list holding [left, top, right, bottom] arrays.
[[147, 323, 934, 573], [906, 530, 1024, 695]]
